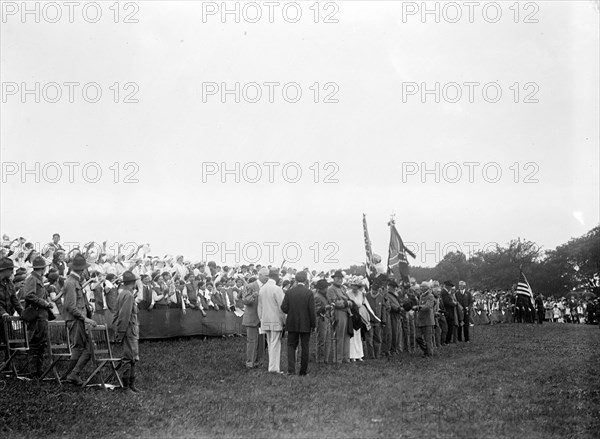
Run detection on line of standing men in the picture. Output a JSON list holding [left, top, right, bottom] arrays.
[[241, 267, 316, 376], [239, 270, 474, 373]]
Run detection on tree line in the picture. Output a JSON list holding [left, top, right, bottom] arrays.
[[344, 225, 599, 298]]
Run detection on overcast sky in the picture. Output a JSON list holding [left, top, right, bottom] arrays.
[[1, 1, 598, 270]]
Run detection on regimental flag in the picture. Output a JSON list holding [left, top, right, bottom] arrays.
[[387, 220, 415, 283], [363, 214, 376, 277], [516, 269, 535, 307]]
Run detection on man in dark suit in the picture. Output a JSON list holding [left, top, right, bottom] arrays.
[[281, 271, 316, 376], [455, 280, 473, 342], [441, 280, 457, 344]]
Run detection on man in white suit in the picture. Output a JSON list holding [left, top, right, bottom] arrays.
[[257, 268, 286, 373]]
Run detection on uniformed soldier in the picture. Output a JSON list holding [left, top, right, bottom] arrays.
[[62, 254, 98, 385], [414, 281, 435, 358], [365, 278, 385, 359], [386, 280, 403, 355], [314, 279, 332, 363], [22, 256, 53, 377], [113, 271, 142, 394], [0, 257, 23, 365], [326, 270, 352, 364], [0, 257, 22, 319]]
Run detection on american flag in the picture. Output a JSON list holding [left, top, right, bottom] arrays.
[[363, 214, 375, 276], [516, 269, 535, 307]]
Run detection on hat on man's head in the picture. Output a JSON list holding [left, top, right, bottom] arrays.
[[122, 271, 138, 284], [443, 280, 454, 288], [32, 256, 48, 270], [375, 273, 389, 284], [0, 257, 15, 272], [69, 254, 89, 270], [295, 271, 308, 283], [46, 271, 59, 282], [332, 270, 344, 279], [268, 268, 280, 279], [13, 273, 27, 283], [315, 279, 330, 290], [387, 279, 398, 288]]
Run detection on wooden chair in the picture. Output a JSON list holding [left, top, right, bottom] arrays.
[[40, 320, 71, 384], [0, 316, 31, 380], [0, 318, 8, 371], [82, 325, 123, 390]]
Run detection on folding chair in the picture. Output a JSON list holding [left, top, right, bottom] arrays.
[[82, 325, 123, 390], [0, 319, 8, 371], [0, 316, 31, 380], [40, 320, 71, 384]]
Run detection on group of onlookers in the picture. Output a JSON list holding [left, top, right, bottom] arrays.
[[2, 233, 599, 381], [470, 291, 598, 325]]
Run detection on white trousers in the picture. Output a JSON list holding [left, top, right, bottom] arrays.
[[264, 330, 282, 372]]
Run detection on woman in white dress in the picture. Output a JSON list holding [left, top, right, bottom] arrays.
[[347, 276, 378, 362], [347, 278, 364, 361]]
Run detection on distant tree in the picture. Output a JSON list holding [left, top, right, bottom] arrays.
[[410, 266, 436, 283], [348, 225, 599, 296], [343, 264, 367, 276], [551, 226, 600, 295]]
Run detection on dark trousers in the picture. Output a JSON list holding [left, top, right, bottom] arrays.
[[536, 308, 544, 324], [444, 315, 456, 344], [389, 312, 402, 353], [315, 317, 332, 363], [64, 320, 92, 377], [27, 318, 48, 374], [416, 325, 433, 357], [457, 310, 470, 342], [438, 314, 448, 345], [287, 332, 310, 375], [365, 323, 382, 359]]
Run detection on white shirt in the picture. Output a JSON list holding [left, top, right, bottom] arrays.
[[257, 279, 286, 333]]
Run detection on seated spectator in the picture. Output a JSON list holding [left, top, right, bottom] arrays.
[[104, 273, 119, 312], [171, 280, 187, 312], [183, 274, 207, 316], [137, 274, 152, 310], [151, 272, 170, 309], [207, 282, 224, 310], [46, 269, 63, 318]]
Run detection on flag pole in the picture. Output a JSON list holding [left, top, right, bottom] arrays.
[[386, 212, 395, 272]]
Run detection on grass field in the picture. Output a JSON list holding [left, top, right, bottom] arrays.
[[2, 323, 599, 439]]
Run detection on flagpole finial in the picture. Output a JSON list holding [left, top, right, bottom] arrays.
[[388, 213, 396, 227]]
